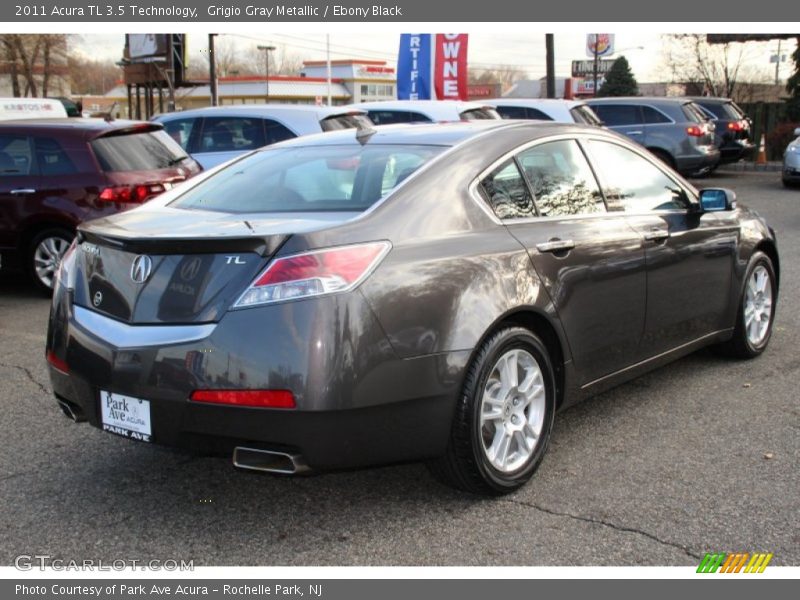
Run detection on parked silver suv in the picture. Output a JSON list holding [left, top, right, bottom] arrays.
[[586, 97, 720, 176]]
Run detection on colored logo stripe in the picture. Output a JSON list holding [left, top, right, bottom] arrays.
[[697, 552, 773, 573]]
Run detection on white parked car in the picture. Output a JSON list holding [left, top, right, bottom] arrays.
[[152, 105, 372, 169], [344, 100, 501, 125], [487, 98, 603, 126], [783, 126, 800, 187]]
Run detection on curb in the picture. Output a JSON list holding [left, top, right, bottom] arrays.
[[717, 161, 783, 173]]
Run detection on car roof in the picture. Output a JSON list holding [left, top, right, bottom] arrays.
[[153, 104, 364, 121], [0, 117, 161, 135], [587, 96, 695, 105], [684, 96, 734, 104], [259, 120, 590, 150], [346, 100, 496, 121], [487, 98, 586, 108]]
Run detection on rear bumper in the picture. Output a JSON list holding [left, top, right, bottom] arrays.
[[46, 287, 467, 470], [719, 140, 755, 164], [675, 148, 721, 175]]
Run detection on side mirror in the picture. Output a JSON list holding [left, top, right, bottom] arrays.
[[699, 188, 737, 212]]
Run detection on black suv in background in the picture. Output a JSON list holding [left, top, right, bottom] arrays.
[[586, 97, 720, 176], [686, 97, 755, 165], [0, 119, 201, 291]]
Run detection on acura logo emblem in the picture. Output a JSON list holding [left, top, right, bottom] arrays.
[[130, 255, 153, 284], [93, 291, 103, 307]]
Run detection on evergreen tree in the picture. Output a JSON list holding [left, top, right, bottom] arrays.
[[596, 56, 639, 97], [785, 38, 800, 122]]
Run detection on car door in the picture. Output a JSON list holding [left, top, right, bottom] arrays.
[[584, 138, 737, 358], [590, 104, 646, 147], [479, 138, 647, 385], [0, 133, 41, 252]]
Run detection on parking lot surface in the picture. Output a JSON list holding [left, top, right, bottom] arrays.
[[0, 171, 798, 566]]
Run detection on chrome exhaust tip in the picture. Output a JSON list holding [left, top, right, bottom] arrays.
[[57, 399, 85, 423], [232, 447, 309, 475]]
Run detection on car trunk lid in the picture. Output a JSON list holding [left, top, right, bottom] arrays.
[[72, 208, 354, 324]]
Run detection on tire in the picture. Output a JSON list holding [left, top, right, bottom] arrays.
[[428, 327, 556, 495], [716, 251, 777, 358], [27, 228, 74, 294]]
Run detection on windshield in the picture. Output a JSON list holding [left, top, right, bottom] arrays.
[[460, 108, 501, 120], [91, 129, 189, 171], [169, 144, 445, 214], [570, 105, 604, 126], [320, 113, 374, 131]]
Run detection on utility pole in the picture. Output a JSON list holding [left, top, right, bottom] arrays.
[[326, 34, 332, 106], [209, 34, 218, 106], [592, 33, 600, 97], [775, 39, 782, 85], [257, 44, 276, 102], [545, 34, 556, 98]]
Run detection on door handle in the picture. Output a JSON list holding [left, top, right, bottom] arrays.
[[9, 188, 36, 195], [536, 239, 575, 253], [643, 228, 670, 242]]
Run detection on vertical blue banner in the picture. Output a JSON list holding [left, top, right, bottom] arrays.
[[397, 33, 432, 100]]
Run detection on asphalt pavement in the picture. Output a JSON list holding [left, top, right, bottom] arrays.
[[0, 170, 798, 566]]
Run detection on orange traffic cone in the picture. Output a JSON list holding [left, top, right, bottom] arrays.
[[756, 134, 767, 165]]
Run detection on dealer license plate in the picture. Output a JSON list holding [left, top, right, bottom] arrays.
[[100, 390, 152, 442]]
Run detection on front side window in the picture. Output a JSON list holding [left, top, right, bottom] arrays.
[[586, 140, 689, 213], [480, 160, 534, 220], [199, 117, 267, 153], [170, 144, 445, 214], [592, 104, 642, 126], [517, 140, 605, 217]]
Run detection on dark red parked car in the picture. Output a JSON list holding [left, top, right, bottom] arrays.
[[0, 118, 201, 291]]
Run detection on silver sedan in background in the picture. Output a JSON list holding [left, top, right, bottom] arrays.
[[783, 126, 800, 187]]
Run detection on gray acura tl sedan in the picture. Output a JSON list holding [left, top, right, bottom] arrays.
[[46, 121, 779, 495]]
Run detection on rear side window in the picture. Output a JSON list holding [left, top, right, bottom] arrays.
[[320, 113, 373, 131], [570, 105, 603, 126], [0, 135, 33, 175], [517, 140, 605, 217], [460, 108, 500, 120], [35, 137, 78, 176], [591, 104, 642, 126], [587, 140, 688, 212], [91, 129, 188, 172], [170, 144, 444, 214], [641, 106, 672, 124], [681, 102, 709, 123], [263, 120, 296, 145], [698, 101, 744, 120], [480, 160, 534, 220]]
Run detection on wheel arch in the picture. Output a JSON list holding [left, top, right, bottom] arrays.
[[470, 307, 570, 410], [755, 240, 780, 291]]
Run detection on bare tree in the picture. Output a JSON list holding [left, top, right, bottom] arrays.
[[661, 34, 768, 97], [468, 64, 526, 92], [0, 34, 68, 97], [241, 44, 305, 77]]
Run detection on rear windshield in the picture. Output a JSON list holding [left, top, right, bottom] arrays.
[[460, 108, 501, 120], [320, 113, 374, 131], [91, 129, 189, 172], [681, 102, 710, 124], [698, 101, 745, 120], [570, 105, 603, 126], [170, 144, 445, 214]]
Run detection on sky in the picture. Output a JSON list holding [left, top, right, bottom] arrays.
[[71, 32, 792, 84]]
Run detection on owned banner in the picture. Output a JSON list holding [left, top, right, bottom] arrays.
[[397, 33, 469, 100]]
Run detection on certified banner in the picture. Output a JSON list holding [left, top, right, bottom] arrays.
[[397, 33, 433, 100], [398, 33, 469, 100], [434, 33, 469, 100]]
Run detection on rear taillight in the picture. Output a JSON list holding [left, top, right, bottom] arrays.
[[686, 125, 706, 137], [46, 350, 69, 374], [234, 241, 391, 308], [99, 183, 166, 203], [190, 389, 295, 409]]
